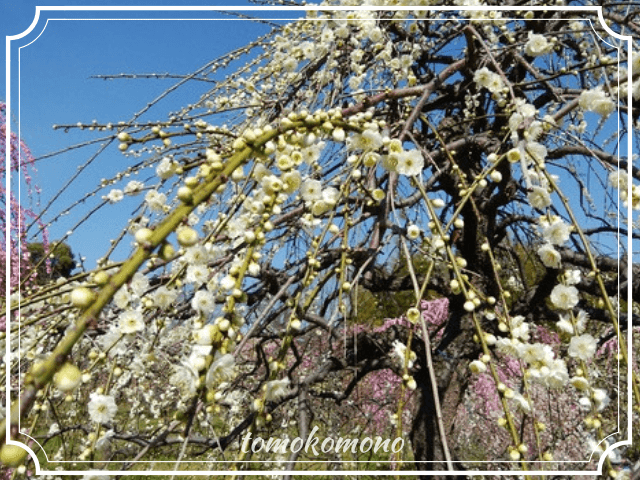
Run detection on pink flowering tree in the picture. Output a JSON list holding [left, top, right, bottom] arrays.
[[0, 101, 47, 296], [3, 3, 640, 478]]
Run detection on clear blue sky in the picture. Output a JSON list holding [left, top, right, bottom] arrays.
[[2, 2, 304, 269]]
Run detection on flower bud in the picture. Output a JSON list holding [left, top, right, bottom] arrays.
[[0, 444, 28, 467], [490, 170, 503, 182], [469, 360, 487, 374], [406, 307, 420, 324], [177, 186, 194, 203], [93, 271, 109, 286], [159, 242, 176, 261], [54, 363, 82, 392], [70, 287, 96, 309], [177, 227, 199, 247], [332, 128, 346, 142], [135, 228, 154, 245]]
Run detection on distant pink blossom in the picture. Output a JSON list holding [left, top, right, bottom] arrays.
[[1, 101, 48, 292]]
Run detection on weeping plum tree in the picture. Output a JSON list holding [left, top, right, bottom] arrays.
[[4, 2, 640, 478]]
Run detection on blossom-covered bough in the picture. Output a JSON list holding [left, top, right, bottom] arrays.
[[4, 2, 640, 478]]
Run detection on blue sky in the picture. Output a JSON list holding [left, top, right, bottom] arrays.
[[2, 2, 305, 269]]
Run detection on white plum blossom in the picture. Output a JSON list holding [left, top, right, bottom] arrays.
[[608, 169, 628, 191], [579, 87, 615, 117], [543, 359, 569, 388], [524, 32, 552, 57], [473, 66, 504, 93], [564, 269, 581, 285], [97, 326, 129, 357], [113, 286, 131, 309], [184, 245, 210, 265], [349, 128, 383, 151], [632, 51, 640, 75], [542, 219, 571, 245], [186, 264, 209, 285], [392, 340, 417, 369], [575, 310, 589, 333], [570, 376, 590, 391], [193, 325, 215, 345], [322, 186, 339, 206], [220, 275, 236, 292], [527, 186, 551, 209], [262, 175, 283, 195], [88, 393, 118, 424], [523, 141, 547, 165], [538, 243, 561, 268], [395, 149, 424, 177], [508, 100, 537, 135], [106, 189, 124, 204], [145, 190, 167, 212], [592, 388, 610, 411], [191, 290, 215, 315], [381, 152, 399, 172], [568, 334, 596, 361], [156, 157, 175, 179], [528, 358, 569, 388], [518, 342, 553, 365], [188, 345, 211, 372], [264, 378, 291, 402], [556, 314, 574, 334], [550, 284, 579, 310], [311, 200, 330, 216], [252, 163, 270, 181], [206, 353, 236, 387], [117, 309, 145, 334], [170, 363, 199, 399], [511, 392, 531, 412], [130, 272, 149, 297], [510, 316, 530, 341], [496, 337, 520, 357], [123, 180, 145, 195], [301, 179, 323, 203], [282, 170, 302, 194]]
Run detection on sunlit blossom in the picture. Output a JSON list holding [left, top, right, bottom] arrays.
[[106, 189, 124, 204], [550, 284, 579, 310], [395, 149, 424, 177], [264, 378, 291, 402], [524, 32, 552, 57], [542, 219, 571, 245], [206, 353, 236, 387], [88, 393, 117, 424], [537, 243, 561, 268], [568, 334, 596, 361], [191, 290, 215, 315], [117, 309, 145, 334]]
